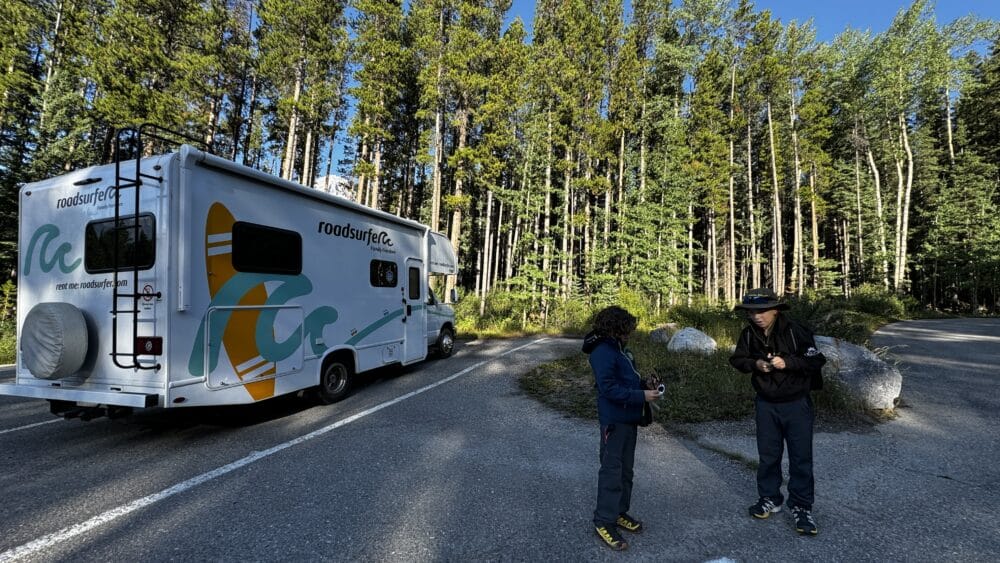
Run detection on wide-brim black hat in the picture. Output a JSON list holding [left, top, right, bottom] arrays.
[[734, 288, 790, 311]]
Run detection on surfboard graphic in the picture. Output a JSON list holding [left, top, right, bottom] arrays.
[[205, 203, 276, 400]]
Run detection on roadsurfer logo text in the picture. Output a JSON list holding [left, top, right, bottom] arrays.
[[317, 221, 393, 247], [56, 186, 116, 209]]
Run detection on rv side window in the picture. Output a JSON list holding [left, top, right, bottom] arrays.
[[232, 222, 302, 275], [84, 214, 156, 273], [408, 267, 421, 300], [370, 260, 397, 287]]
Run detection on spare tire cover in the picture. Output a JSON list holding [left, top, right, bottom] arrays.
[[21, 302, 89, 380]]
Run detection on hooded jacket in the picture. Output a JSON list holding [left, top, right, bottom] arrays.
[[583, 331, 646, 425], [729, 314, 827, 403]]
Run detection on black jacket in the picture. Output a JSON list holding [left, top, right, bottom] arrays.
[[729, 314, 826, 403]]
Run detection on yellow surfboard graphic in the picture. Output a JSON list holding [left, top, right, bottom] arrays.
[[205, 203, 276, 400]]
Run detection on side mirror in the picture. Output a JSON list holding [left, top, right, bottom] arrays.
[[449, 288, 458, 303]]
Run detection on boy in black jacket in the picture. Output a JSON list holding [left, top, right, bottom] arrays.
[[729, 288, 826, 535]]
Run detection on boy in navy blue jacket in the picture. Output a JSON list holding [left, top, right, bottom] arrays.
[[583, 306, 661, 551]]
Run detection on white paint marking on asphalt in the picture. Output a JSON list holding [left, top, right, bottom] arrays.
[[0, 338, 549, 562], [0, 419, 61, 436]]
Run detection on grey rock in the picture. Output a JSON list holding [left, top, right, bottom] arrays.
[[649, 323, 680, 344], [815, 335, 902, 409], [667, 327, 718, 355]]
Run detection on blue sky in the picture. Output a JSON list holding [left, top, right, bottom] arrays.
[[508, 0, 1000, 42]]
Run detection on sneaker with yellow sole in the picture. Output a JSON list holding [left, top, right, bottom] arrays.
[[595, 524, 629, 550], [617, 513, 644, 533], [749, 496, 782, 519], [791, 505, 818, 535]]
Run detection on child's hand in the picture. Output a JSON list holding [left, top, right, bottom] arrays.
[[769, 356, 786, 370], [643, 370, 662, 391], [644, 389, 662, 402]]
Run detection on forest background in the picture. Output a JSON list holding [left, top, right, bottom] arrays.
[[2, 0, 999, 340]]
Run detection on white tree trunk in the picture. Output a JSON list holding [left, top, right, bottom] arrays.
[[865, 143, 889, 289], [726, 64, 737, 302], [492, 200, 503, 289], [790, 90, 803, 295], [687, 201, 694, 306], [479, 190, 493, 315], [897, 112, 914, 293], [370, 139, 382, 210], [561, 149, 572, 299], [945, 86, 955, 165], [853, 138, 864, 275], [747, 124, 760, 288], [282, 60, 303, 181], [301, 128, 314, 187], [766, 101, 783, 292], [541, 108, 553, 312], [810, 166, 819, 290]]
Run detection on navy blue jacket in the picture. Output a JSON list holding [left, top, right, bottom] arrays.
[[583, 332, 646, 425]]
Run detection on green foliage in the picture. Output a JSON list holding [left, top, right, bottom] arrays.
[[548, 299, 592, 335], [0, 330, 14, 364], [455, 290, 529, 335], [0, 278, 14, 363], [453, 293, 484, 334], [442, 193, 471, 212], [0, 279, 15, 333], [847, 284, 907, 317], [461, 283, 921, 350]]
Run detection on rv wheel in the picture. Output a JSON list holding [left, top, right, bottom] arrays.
[[436, 327, 455, 358], [316, 358, 353, 404]]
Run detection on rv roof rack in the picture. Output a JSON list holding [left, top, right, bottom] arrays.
[[110, 124, 209, 371]]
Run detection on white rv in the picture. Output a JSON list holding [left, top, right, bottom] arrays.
[[1, 131, 458, 418]]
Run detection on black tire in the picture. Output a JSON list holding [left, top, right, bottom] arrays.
[[315, 358, 353, 404], [435, 327, 455, 358]]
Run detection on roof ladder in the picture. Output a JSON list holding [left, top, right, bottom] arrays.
[[109, 124, 209, 371]]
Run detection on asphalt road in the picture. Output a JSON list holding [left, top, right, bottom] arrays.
[[1, 320, 998, 562]]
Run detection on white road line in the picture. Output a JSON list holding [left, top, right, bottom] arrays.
[[0, 419, 62, 436], [0, 338, 548, 562]]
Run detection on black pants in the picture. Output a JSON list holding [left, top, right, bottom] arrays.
[[755, 396, 814, 510], [594, 423, 637, 526]]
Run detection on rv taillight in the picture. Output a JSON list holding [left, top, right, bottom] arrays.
[[135, 336, 163, 356]]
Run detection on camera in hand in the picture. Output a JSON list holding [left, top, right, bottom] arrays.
[[644, 370, 666, 395]]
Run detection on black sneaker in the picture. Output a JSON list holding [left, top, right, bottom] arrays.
[[617, 513, 643, 533], [791, 505, 818, 535], [749, 497, 782, 519], [595, 524, 629, 550]]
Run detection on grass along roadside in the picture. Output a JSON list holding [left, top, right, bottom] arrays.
[[519, 331, 886, 429]]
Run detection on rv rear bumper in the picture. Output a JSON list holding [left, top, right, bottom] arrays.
[[0, 383, 159, 408]]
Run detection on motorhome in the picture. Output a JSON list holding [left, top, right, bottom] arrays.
[[0, 126, 458, 419]]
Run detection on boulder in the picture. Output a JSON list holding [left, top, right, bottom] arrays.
[[815, 335, 902, 410], [649, 323, 680, 344], [667, 327, 718, 355]]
